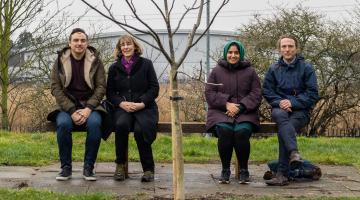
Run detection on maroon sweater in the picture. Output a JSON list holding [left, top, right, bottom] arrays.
[[67, 55, 91, 103]]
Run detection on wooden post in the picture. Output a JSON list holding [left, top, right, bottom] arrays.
[[170, 68, 185, 200]]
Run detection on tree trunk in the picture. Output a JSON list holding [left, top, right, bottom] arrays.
[[0, 82, 9, 130], [0, 1, 12, 130], [170, 67, 184, 200]]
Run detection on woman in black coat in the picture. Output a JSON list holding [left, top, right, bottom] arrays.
[[205, 40, 262, 184], [106, 35, 159, 182]]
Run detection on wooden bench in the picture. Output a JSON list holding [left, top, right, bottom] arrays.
[[44, 121, 277, 179]]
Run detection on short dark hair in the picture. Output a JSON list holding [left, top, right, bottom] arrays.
[[277, 34, 299, 49], [69, 28, 88, 41]]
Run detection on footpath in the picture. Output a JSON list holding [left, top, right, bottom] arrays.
[[0, 162, 360, 199]]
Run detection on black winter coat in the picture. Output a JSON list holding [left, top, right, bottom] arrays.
[[106, 56, 159, 144]]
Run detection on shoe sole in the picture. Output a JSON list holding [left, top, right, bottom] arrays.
[[83, 176, 97, 181], [218, 180, 230, 184], [56, 176, 72, 181], [239, 179, 250, 184], [141, 178, 154, 182], [114, 177, 126, 181], [265, 181, 289, 186]]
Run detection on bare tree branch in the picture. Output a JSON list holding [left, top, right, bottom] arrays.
[[172, 1, 199, 35], [176, 0, 229, 67]]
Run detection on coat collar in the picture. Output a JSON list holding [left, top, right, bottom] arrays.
[[60, 47, 96, 89], [278, 54, 304, 68]]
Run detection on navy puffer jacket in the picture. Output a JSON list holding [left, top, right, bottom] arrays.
[[262, 55, 319, 111]]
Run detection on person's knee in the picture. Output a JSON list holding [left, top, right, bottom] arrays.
[[216, 126, 233, 138], [114, 119, 131, 132], [86, 112, 102, 129], [234, 128, 251, 140], [271, 108, 288, 123], [56, 113, 73, 131]]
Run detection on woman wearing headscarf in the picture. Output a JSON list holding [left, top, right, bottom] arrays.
[[205, 40, 262, 184], [106, 35, 159, 182]]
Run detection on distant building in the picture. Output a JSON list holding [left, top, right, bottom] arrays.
[[11, 29, 237, 83], [95, 29, 237, 82]]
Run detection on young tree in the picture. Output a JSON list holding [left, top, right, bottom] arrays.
[[80, 0, 229, 199]]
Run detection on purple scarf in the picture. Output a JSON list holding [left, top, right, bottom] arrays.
[[121, 55, 137, 74]]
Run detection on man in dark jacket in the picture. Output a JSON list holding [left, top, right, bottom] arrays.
[[48, 28, 106, 181], [263, 35, 319, 186]]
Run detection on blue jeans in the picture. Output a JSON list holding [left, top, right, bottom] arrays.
[[56, 111, 102, 169], [271, 108, 309, 174]]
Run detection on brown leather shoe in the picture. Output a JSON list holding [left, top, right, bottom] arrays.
[[141, 171, 154, 182], [289, 151, 303, 168], [303, 166, 322, 180], [312, 166, 322, 180], [263, 170, 275, 180], [114, 164, 126, 181], [265, 172, 289, 186]]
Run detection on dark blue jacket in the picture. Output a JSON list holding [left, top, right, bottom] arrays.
[[262, 55, 319, 111]]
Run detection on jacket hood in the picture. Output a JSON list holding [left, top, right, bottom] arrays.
[[223, 40, 245, 62], [218, 59, 251, 70]]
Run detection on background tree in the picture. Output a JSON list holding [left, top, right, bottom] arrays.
[[0, 0, 82, 130], [238, 5, 360, 135], [80, 0, 229, 199]]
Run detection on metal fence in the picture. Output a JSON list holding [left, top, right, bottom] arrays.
[[323, 128, 360, 137]]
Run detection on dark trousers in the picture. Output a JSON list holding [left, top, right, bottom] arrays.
[[271, 108, 309, 174], [113, 111, 154, 172], [216, 125, 252, 170], [56, 111, 102, 169]]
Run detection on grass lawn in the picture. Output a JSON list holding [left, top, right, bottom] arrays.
[[0, 188, 114, 200], [0, 131, 359, 169], [0, 131, 360, 200]]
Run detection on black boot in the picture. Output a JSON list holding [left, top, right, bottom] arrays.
[[114, 164, 126, 181], [141, 171, 154, 182]]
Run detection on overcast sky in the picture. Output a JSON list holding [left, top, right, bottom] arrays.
[[43, 0, 358, 36]]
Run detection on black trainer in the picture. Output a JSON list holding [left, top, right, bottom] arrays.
[[218, 169, 231, 184], [83, 166, 97, 181], [239, 169, 250, 184], [56, 167, 72, 181]]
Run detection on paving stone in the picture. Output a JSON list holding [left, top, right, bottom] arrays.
[[0, 162, 359, 198]]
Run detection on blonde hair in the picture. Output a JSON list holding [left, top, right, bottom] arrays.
[[113, 34, 143, 59]]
